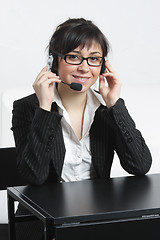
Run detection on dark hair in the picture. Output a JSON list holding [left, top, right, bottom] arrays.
[[48, 18, 110, 74]]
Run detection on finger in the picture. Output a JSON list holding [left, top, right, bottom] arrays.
[[105, 60, 116, 73], [36, 66, 48, 79], [101, 73, 115, 84], [36, 71, 60, 85], [37, 76, 61, 86], [102, 72, 114, 78], [33, 79, 59, 92], [40, 72, 59, 81], [35, 66, 58, 82], [33, 75, 61, 89]]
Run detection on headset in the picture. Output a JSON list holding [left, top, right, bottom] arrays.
[[100, 60, 106, 75], [47, 55, 54, 72]]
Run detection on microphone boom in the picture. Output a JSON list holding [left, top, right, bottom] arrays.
[[61, 81, 82, 91]]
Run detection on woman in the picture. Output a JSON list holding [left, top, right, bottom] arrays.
[[12, 18, 152, 240]]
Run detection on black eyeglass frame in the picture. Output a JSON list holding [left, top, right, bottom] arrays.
[[52, 51, 104, 67]]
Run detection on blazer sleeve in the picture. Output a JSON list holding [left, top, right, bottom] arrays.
[[109, 98, 152, 175], [11, 94, 64, 185]]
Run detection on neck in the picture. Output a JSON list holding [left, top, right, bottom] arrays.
[[57, 83, 87, 111]]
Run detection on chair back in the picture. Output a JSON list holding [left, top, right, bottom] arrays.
[[0, 147, 27, 190]]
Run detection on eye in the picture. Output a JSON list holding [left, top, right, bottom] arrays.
[[89, 56, 99, 62], [66, 55, 82, 64], [68, 55, 79, 60]]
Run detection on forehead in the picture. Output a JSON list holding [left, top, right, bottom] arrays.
[[72, 41, 102, 54]]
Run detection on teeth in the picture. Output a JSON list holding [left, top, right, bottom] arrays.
[[75, 76, 88, 79]]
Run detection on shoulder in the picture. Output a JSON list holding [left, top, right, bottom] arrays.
[[12, 93, 39, 120], [13, 93, 39, 109]]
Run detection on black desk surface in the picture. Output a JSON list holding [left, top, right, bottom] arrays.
[[9, 174, 160, 225]]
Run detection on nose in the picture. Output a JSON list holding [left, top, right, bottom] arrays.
[[77, 59, 90, 72]]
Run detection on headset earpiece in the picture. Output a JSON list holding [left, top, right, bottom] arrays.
[[100, 59, 106, 75], [47, 55, 53, 71], [47, 53, 59, 75]]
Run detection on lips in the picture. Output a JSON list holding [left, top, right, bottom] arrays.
[[72, 75, 90, 83]]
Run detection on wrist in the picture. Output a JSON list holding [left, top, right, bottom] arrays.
[[105, 98, 119, 108], [40, 102, 52, 112]]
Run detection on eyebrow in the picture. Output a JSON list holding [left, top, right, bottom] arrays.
[[71, 50, 101, 55]]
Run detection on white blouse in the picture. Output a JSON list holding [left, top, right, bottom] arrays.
[[53, 83, 106, 182]]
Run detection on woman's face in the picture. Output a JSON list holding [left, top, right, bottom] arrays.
[[57, 41, 103, 92]]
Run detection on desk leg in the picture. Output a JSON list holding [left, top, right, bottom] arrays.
[[8, 194, 16, 240], [44, 218, 53, 240]]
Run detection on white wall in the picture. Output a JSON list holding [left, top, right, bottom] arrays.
[[0, 0, 160, 90]]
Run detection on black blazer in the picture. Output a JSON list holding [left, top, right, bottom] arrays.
[[12, 93, 152, 185]]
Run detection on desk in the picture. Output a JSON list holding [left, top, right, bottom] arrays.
[[7, 174, 160, 240]]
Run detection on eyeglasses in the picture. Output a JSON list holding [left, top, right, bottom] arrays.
[[53, 51, 104, 67]]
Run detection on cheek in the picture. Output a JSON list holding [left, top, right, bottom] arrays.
[[87, 68, 101, 87], [58, 63, 75, 78], [92, 67, 101, 78]]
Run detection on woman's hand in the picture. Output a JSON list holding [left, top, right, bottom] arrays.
[[99, 60, 122, 108], [33, 67, 61, 111]]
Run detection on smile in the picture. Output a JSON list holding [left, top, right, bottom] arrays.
[[73, 75, 90, 82]]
